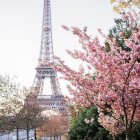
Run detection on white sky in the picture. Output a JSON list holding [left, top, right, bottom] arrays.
[[0, 0, 119, 95]]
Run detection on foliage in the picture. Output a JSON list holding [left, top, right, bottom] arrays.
[[105, 13, 140, 63], [0, 75, 28, 140], [0, 76, 25, 131], [68, 105, 140, 140], [68, 106, 112, 140], [51, 11, 140, 140], [0, 75, 22, 103], [110, 0, 140, 12]]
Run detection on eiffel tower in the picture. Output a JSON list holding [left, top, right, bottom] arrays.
[[30, 0, 67, 115]]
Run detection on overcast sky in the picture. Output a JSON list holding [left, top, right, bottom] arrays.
[[0, 0, 119, 94]]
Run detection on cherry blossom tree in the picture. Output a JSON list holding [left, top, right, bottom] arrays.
[[50, 11, 140, 140]]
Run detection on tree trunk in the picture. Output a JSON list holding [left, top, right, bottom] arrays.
[[34, 128, 37, 140], [112, 136, 115, 140], [126, 131, 132, 140], [26, 124, 29, 140], [16, 127, 19, 140]]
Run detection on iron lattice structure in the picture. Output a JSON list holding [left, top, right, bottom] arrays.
[[30, 0, 67, 115]]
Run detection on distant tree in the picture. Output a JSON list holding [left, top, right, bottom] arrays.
[[20, 97, 44, 140], [37, 114, 68, 139], [0, 75, 26, 140], [0, 75, 47, 140], [0, 99, 24, 140]]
